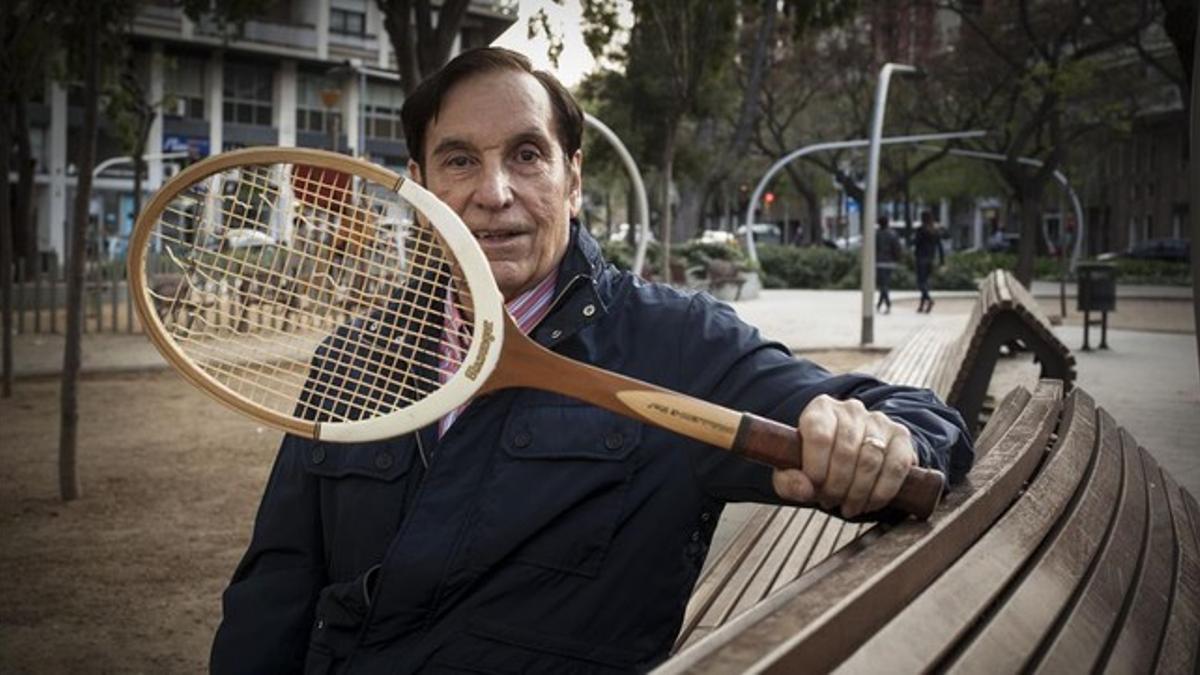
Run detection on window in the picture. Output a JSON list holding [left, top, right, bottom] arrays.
[[165, 56, 206, 120], [296, 73, 343, 135], [330, 8, 366, 36], [364, 81, 404, 141], [222, 63, 274, 127]]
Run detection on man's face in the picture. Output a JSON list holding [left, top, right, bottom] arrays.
[[410, 69, 582, 301]]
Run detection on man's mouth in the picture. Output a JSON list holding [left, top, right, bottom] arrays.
[[473, 230, 526, 244]]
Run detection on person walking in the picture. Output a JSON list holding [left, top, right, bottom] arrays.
[[913, 210, 944, 313], [875, 216, 902, 314]]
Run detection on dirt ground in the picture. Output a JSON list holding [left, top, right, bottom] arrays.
[[0, 372, 278, 673], [0, 351, 876, 673]]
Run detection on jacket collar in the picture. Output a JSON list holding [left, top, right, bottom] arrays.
[[531, 221, 610, 348]]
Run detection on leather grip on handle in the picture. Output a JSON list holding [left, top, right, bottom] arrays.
[[732, 412, 944, 520]]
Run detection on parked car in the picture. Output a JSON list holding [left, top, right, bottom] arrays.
[[1113, 237, 1191, 263], [699, 229, 737, 245], [735, 223, 783, 245]]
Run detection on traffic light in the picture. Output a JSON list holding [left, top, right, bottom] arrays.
[[763, 191, 775, 205]]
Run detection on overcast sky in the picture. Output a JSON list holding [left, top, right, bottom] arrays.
[[492, 0, 631, 88]]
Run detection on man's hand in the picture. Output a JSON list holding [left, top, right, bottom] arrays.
[[771, 395, 917, 519]]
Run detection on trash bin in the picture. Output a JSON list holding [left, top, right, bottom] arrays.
[[1076, 262, 1116, 349], [1076, 262, 1116, 312]]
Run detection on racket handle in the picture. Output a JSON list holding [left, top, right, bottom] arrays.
[[732, 413, 944, 520]]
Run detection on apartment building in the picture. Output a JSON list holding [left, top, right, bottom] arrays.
[[25, 0, 515, 264]]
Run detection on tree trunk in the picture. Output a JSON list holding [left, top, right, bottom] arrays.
[[60, 16, 101, 502], [15, 97, 36, 279], [783, 165, 820, 245], [660, 121, 677, 283], [2, 96, 13, 398], [1190, 1, 1199, 384], [133, 153, 144, 233], [675, 185, 704, 242], [1015, 182, 1043, 287]]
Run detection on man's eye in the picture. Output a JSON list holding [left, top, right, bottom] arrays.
[[515, 147, 541, 163], [445, 155, 472, 168]]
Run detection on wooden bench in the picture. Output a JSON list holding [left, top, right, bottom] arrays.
[[659, 380, 1200, 672], [673, 269, 1076, 650], [875, 268, 1076, 434], [700, 259, 747, 301]]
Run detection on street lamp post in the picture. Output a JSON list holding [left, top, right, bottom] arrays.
[[862, 62, 921, 346]]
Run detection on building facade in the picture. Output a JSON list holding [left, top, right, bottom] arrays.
[[24, 0, 515, 265]]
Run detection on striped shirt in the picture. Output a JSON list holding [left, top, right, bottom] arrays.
[[438, 269, 559, 436]]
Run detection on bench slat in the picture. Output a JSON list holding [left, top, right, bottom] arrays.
[[1155, 468, 1200, 673], [1034, 419, 1150, 673], [753, 508, 819, 597], [972, 386, 1031, 461], [1104, 442, 1178, 671], [836, 389, 1097, 673], [659, 381, 1063, 675], [769, 509, 832, 594], [693, 507, 798, 631], [724, 509, 816, 620], [942, 391, 1113, 672], [675, 504, 777, 645]]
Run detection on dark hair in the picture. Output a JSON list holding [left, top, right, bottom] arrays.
[[920, 210, 934, 224], [401, 47, 584, 169], [876, 215, 889, 228]]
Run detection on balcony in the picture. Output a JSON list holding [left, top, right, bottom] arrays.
[[329, 31, 381, 60], [196, 17, 319, 52]]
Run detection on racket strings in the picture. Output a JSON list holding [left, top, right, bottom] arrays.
[[143, 161, 477, 423]]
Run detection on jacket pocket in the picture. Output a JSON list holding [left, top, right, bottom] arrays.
[[470, 401, 642, 578], [423, 619, 640, 674], [300, 438, 414, 481], [301, 437, 417, 577], [304, 565, 379, 675]]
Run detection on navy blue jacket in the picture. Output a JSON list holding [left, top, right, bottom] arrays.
[[211, 225, 973, 674]]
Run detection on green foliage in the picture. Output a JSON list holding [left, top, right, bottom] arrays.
[[756, 244, 857, 289], [675, 241, 748, 269], [598, 239, 748, 275], [1107, 259, 1192, 286]]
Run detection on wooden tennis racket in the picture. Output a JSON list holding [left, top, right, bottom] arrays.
[[128, 147, 943, 519]]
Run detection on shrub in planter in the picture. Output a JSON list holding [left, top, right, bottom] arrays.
[[758, 244, 857, 288]]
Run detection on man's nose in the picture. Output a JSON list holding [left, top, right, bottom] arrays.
[[473, 160, 514, 210]]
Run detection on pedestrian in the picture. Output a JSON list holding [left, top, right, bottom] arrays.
[[875, 215, 902, 314], [210, 47, 974, 673], [914, 210, 944, 313]]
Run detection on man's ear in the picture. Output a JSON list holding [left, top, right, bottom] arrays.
[[407, 159, 424, 185], [567, 150, 583, 217]]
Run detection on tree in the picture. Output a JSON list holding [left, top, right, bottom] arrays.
[[106, 50, 162, 256], [677, 0, 861, 242], [621, 0, 739, 280], [934, 0, 1164, 285], [376, 0, 474, 95], [0, 0, 13, 398], [57, 0, 141, 500]]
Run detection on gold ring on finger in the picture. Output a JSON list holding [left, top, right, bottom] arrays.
[[862, 435, 887, 452]]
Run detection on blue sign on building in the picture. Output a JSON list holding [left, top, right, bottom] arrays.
[[163, 134, 211, 158]]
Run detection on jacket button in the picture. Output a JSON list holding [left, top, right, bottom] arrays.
[[691, 530, 701, 542], [310, 446, 326, 464], [513, 431, 532, 448], [550, 329, 563, 339], [701, 512, 712, 523], [604, 432, 624, 450], [582, 303, 596, 317], [374, 452, 394, 470]]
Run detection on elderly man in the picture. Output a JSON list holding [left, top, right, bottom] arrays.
[[211, 47, 973, 673]]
